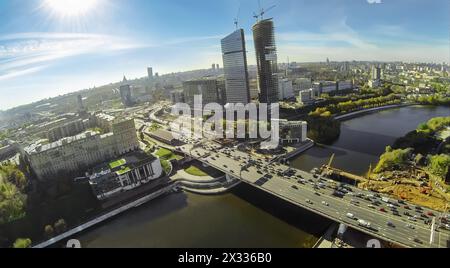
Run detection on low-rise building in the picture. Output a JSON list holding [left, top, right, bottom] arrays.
[[88, 151, 163, 200], [279, 119, 308, 144], [299, 89, 315, 105]]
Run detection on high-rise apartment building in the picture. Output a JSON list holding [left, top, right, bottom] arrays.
[[147, 67, 153, 79]]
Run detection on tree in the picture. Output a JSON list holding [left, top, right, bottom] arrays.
[[428, 154, 450, 180], [54, 219, 67, 234], [374, 148, 413, 173], [44, 225, 54, 239], [13, 238, 31, 248]]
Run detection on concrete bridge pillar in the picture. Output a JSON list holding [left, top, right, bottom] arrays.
[[337, 223, 348, 239]]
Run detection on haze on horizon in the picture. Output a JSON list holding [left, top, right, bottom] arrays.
[[0, 0, 449, 110]]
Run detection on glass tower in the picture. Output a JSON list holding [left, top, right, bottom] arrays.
[[221, 29, 250, 105]]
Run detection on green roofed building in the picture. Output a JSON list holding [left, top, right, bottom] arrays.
[[89, 151, 163, 200]]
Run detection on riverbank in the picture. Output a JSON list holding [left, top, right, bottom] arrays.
[[32, 184, 175, 248], [334, 103, 414, 121]]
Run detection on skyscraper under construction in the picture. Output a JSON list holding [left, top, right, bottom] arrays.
[[252, 18, 279, 104]]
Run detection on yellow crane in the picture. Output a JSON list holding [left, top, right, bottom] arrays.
[[328, 153, 335, 167]]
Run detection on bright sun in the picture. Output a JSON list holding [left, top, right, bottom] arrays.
[[44, 0, 99, 16]]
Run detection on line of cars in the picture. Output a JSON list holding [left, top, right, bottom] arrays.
[[186, 143, 450, 237]]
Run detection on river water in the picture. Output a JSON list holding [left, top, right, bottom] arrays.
[[77, 105, 449, 248]]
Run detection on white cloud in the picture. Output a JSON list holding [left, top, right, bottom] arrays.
[[0, 32, 143, 81], [0, 66, 48, 81], [367, 0, 382, 4]]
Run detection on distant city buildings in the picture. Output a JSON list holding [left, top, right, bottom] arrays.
[[278, 78, 294, 100], [183, 78, 220, 107], [221, 29, 251, 105], [298, 89, 315, 106], [147, 67, 153, 79], [77, 95, 87, 116], [368, 65, 382, 88], [252, 18, 279, 104], [170, 90, 185, 104], [120, 76, 134, 107]]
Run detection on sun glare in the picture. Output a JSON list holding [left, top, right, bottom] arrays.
[[44, 0, 99, 16]]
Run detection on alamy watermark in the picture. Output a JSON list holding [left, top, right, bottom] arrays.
[[170, 95, 280, 148]]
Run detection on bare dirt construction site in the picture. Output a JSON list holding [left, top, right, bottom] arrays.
[[359, 170, 449, 212]]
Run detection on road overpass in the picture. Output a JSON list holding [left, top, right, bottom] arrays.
[[175, 142, 450, 248]]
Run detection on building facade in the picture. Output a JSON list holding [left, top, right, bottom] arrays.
[[252, 19, 279, 104], [89, 152, 163, 200], [278, 78, 294, 100], [24, 119, 139, 180], [221, 29, 251, 105], [279, 120, 308, 144]]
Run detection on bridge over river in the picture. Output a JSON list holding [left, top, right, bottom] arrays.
[[176, 142, 449, 248]]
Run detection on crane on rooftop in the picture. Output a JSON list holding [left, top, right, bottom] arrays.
[[234, 3, 241, 30], [253, 0, 276, 22]]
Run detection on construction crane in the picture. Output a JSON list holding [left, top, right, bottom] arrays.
[[234, 3, 241, 29], [328, 153, 335, 167], [253, 0, 276, 22]]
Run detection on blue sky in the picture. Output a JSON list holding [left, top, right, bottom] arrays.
[[0, 0, 449, 110]]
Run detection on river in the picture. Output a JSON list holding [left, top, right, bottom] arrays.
[[77, 105, 450, 248]]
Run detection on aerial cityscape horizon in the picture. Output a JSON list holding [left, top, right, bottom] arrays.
[[1, 0, 449, 110], [0, 0, 449, 253]]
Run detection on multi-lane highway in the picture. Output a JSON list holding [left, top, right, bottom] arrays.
[[176, 141, 450, 248]]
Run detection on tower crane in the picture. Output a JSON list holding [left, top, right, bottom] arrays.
[[253, 0, 276, 22]]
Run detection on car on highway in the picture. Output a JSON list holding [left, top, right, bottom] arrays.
[[305, 199, 313, 205], [427, 212, 435, 217], [408, 217, 416, 222], [291, 185, 298, 190], [404, 205, 410, 210], [321, 201, 329, 206], [406, 224, 415, 230], [314, 192, 321, 196], [379, 208, 386, 212], [368, 205, 376, 209], [387, 221, 395, 228], [346, 213, 356, 220], [358, 219, 371, 228], [413, 237, 422, 244]]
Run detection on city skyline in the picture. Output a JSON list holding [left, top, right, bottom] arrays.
[[1, 0, 449, 110]]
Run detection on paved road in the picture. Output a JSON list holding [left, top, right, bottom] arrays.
[[176, 142, 450, 248]]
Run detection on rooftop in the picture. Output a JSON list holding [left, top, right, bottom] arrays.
[[24, 130, 104, 154], [90, 151, 156, 180]]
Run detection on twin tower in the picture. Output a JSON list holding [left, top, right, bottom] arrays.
[[221, 19, 278, 106]]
